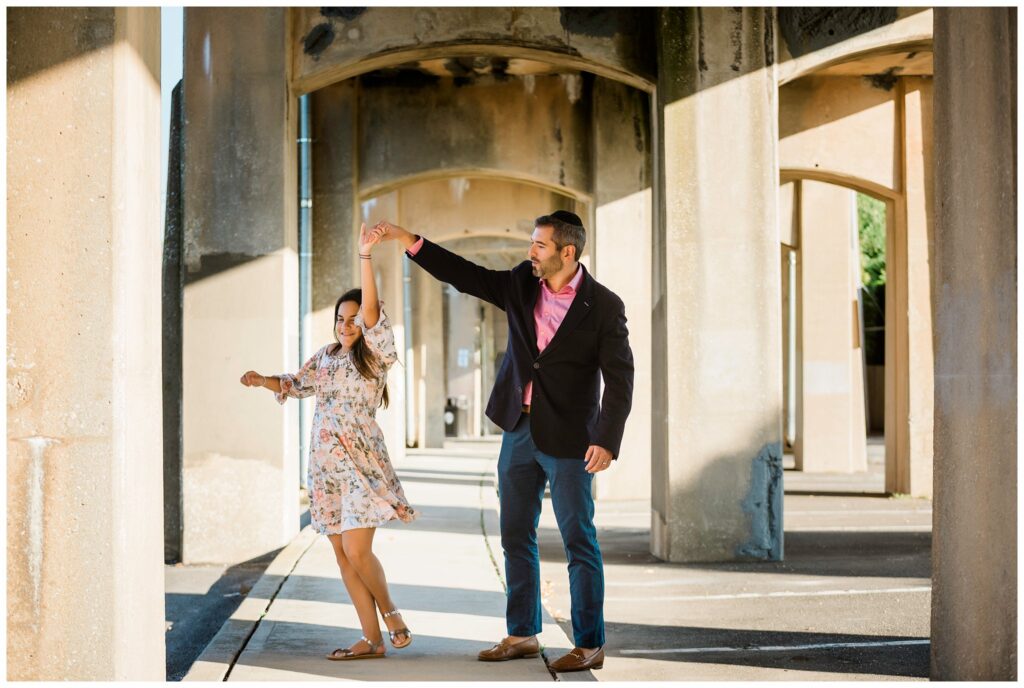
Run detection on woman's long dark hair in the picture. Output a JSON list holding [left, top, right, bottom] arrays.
[[330, 288, 390, 408]]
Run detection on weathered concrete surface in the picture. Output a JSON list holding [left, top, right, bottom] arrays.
[[795, 181, 868, 474], [182, 8, 300, 564], [310, 80, 358, 326], [164, 79, 185, 563], [777, 9, 933, 85], [592, 77, 652, 501], [653, 8, 783, 562], [7, 7, 165, 679], [930, 8, 1017, 681], [290, 7, 657, 94], [357, 73, 592, 198]]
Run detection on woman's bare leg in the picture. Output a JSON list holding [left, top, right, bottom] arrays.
[[341, 528, 410, 643], [327, 533, 384, 655]]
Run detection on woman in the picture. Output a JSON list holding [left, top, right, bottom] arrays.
[[240, 223, 416, 660]]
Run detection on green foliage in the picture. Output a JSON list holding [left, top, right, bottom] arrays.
[[857, 193, 887, 366], [858, 193, 887, 288]]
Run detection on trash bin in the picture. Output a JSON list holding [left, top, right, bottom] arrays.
[[443, 397, 458, 437]]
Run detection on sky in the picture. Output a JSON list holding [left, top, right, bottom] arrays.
[[161, 7, 184, 216]]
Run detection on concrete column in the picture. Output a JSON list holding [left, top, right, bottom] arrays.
[[653, 8, 783, 562], [8, 8, 165, 679], [887, 76, 935, 496], [931, 8, 1016, 680], [311, 79, 359, 346], [412, 268, 446, 448], [446, 289, 482, 438], [371, 249, 408, 462], [182, 8, 299, 563], [795, 181, 868, 473], [592, 77, 653, 501]]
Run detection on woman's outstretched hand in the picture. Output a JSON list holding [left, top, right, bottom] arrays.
[[359, 222, 384, 255], [240, 371, 265, 387]]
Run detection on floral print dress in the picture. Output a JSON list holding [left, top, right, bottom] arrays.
[[275, 306, 417, 534]]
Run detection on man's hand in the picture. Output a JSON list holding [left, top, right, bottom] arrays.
[[584, 445, 614, 473], [372, 220, 417, 249]]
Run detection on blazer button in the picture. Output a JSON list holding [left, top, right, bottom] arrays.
[[533, 362, 540, 369]]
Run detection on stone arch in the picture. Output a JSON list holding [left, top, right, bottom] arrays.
[[289, 7, 657, 95]]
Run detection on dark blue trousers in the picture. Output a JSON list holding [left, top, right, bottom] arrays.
[[497, 413, 605, 648]]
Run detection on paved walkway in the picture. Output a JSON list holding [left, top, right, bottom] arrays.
[[186, 440, 569, 681], [186, 438, 931, 681]]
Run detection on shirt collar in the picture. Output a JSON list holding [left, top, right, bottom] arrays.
[[540, 263, 584, 296]]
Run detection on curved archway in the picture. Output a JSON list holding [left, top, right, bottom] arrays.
[[778, 167, 916, 499], [359, 168, 590, 206], [780, 167, 897, 202], [295, 43, 656, 96], [290, 7, 657, 95]]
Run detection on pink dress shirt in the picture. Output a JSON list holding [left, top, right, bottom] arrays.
[[406, 236, 582, 405]]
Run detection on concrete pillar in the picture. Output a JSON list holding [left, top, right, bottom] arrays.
[[182, 8, 299, 563], [311, 79, 358, 346], [795, 181, 868, 473], [445, 288, 483, 437], [931, 8, 1016, 680], [592, 77, 653, 501], [7, 8, 165, 679], [411, 268, 446, 448], [653, 8, 783, 562], [887, 76, 935, 496], [371, 249, 408, 462]]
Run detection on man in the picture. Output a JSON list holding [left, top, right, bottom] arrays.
[[374, 211, 633, 672]]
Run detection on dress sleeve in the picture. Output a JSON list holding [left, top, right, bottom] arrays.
[[274, 346, 324, 404], [355, 302, 399, 369]]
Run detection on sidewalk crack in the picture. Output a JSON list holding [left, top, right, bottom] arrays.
[[221, 530, 318, 681]]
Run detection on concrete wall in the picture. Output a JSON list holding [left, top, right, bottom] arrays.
[[7, 7, 165, 679], [780, 75, 900, 192], [357, 72, 592, 198], [290, 7, 656, 94], [931, 8, 1017, 680], [181, 8, 300, 563], [592, 77, 653, 500], [653, 8, 783, 562]]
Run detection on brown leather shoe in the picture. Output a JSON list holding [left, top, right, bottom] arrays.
[[477, 636, 541, 661], [549, 647, 605, 672]]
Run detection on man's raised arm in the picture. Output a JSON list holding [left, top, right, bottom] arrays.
[[374, 220, 513, 311]]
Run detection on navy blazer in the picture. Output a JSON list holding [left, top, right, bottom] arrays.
[[407, 238, 634, 460]]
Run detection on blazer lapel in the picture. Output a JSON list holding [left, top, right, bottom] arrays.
[[523, 278, 540, 357], [537, 265, 594, 359]]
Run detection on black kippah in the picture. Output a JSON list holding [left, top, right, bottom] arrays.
[[549, 210, 584, 227]]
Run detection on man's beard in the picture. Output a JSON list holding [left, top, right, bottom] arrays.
[[532, 254, 563, 279]]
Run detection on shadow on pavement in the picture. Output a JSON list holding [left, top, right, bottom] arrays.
[[165, 548, 282, 680], [601, 622, 929, 678], [537, 524, 930, 579]]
